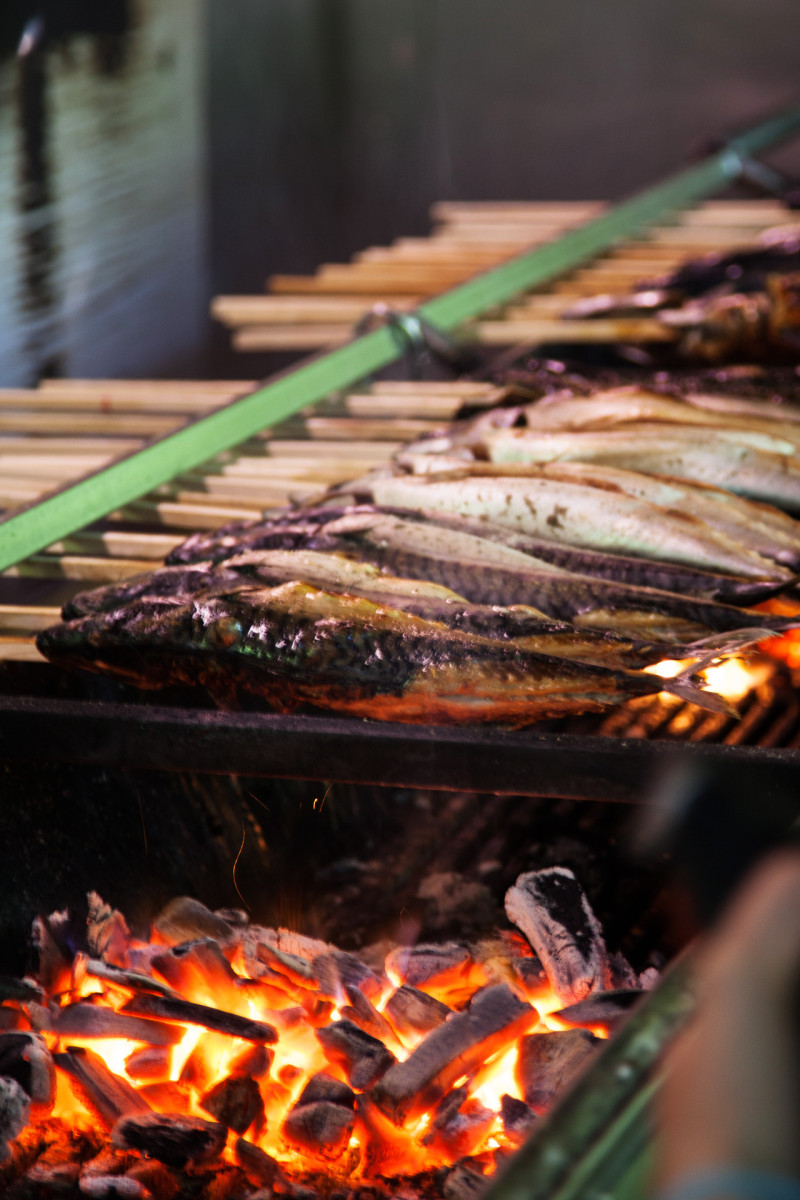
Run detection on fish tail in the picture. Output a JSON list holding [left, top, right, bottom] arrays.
[[679, 627, 779, 669], [658, 675, 739, 717]]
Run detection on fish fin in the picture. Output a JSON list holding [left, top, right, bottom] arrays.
[[659, 677, 739, 717], [716, 575, 800, 607], [679, 628, 778, 672]]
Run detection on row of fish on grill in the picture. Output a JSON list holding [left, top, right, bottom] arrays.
[[37, 341, 800, 726], [563, 224, 800, 361]]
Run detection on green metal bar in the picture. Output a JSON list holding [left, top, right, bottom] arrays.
[[2, 104, 800, 573], [482, 957, 695, 1200], [421, 105, 800, 330]]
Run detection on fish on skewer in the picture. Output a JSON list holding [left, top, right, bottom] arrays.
[[362, 471, 795, 576], [396, 450, 800, 573], [295, 509, 798, 643], [560, 230, 800, 321], [35, 581, 737, 724], [477, 425, 800, 511]]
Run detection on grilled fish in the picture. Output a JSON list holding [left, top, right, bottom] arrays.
[[35, 581, 734, 724], [480, 426, 800, 511], [364, 472, 790, 577], [294, 510, 798, 642]]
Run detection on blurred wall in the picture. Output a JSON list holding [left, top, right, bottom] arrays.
[[208, 0, 800, 294], [0, 0, 208, 385], [3, 1, 800, 383]]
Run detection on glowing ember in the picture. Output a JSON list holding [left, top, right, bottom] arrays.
[[0, 884, 644, 1198]]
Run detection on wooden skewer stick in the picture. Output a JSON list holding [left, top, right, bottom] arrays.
[[0, 412, 185, 436], [0, 605, 62, 632], [0, 637, 45, 663], [0, 390, 242, 415], [2, 555, 157, 582], [233, 326, 352, 351], [44, 531, 184, 560], [109, 499, 264, 529], [213, 296, 421, 325], [267, 276, 441, 296], [0, 436, 145, 454], [474, 317, 676, 345]]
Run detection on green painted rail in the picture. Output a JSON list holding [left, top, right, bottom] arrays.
[[2, 104, 800, 573]]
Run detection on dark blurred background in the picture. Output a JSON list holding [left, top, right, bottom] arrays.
[[2, 0, 800, 386]]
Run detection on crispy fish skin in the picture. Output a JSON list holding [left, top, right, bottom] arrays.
[[530, 462, 800, 569], [522, 388, 800, 450], [210, 548, 676, 670], [36, 582, 718, 725], [164, 508, 352, 566], [372, 505, 793, 605], [365, 473, 785, 579], [296, 512, 798, 640], [481, 426, 800, 512]]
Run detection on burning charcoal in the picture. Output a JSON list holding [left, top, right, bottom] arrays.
[[215, 908, 249, 928], [341, 986, 397, 1046], [82, 958, 178, 1000], [152, 898, 237, 951], [354, 1095, 420, 1179], [54, 1047, 153, 1127], [316, 1020, 396, 1091], [30, 913, 72, 993], [282, 1090, 356, 1162], [423, 1091, 495, 1161], [553, 989, 645, 1035], [111, 1113, 227, 1169], [235, 1140, 285, 1190], [499, 1094, 537, 1147], [86, 894, 130, 967], [25, 1161, 82, 1192], [384, 944, 478, 999], [121, 993, 277, 1043], [0, 1031, 55, 1108], [79, 1176, 149, 1197], [54, 1003, 184, 1046], [151, 939, 246, 1009], [511, 957, 550, 1000], [0, 1008, 28, 1031], [515, 1030, 599, 1115], [443, 1159, 489, 1200], [137, 1082, 190, 1113], [300, 996, 335, 1028], [0, 977, 42, 1005], [371, 984, 538, 1125], [124, 1159, 181, 1199], [504, 869, 610, 1004], [607, 952, 638, 991], [256, 942, 317, 988], [200, 1075, 264, 1135], [81, 1147, 134, 1179], [178, 1041, 212, 1092], [296, 1073, 356, 1109], [229, 1043, 272, 1079], [0, 1074, 31, 1144], [384, 987, 451, 1039], [313, 951, 383, 1004], [124, 1047, 170, 1083]]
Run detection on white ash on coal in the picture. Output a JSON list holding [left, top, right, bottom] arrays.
[[0, 867, 658, 1200]]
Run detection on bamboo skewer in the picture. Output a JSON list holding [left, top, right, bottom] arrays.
[[5, 196, 799, 662], [474, 317, 675, 344]]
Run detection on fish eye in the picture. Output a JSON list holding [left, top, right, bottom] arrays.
[[208, 616, 242, 648]]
